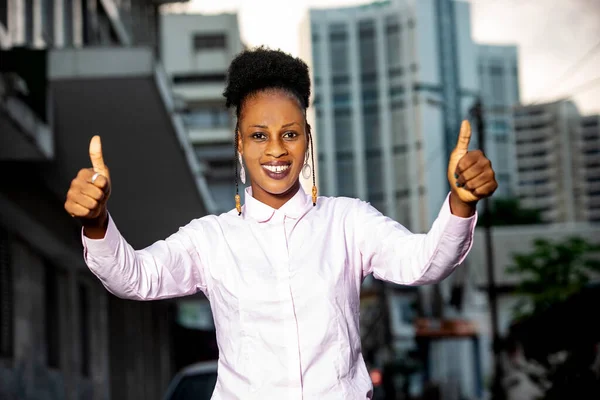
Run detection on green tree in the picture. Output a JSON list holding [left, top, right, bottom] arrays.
[[506, 236, 600, 320], [489, 197, 543, 226]]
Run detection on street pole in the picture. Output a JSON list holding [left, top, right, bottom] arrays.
[[470, 99, 503, 399]]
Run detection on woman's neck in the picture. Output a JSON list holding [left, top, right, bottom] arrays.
[[251, 180, 301, 210]]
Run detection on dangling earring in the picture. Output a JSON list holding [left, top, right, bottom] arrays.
[[302, 152, 312, 179], [238, 152, 246, 184], [234, 125, 242, 216], [308, 125, 318, 206]]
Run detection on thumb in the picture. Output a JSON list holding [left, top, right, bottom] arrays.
[[454, 120, 472, 154], [89, 135, 108, 175]]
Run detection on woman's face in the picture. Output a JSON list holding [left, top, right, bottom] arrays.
[[238, 89, 308, 209]]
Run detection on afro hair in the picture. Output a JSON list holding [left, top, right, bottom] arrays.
[[223, 47, 311, 114]]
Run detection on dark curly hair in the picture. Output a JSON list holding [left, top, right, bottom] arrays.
[[223, 46, 311, 115]]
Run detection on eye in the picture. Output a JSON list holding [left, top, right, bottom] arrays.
[[283, 131, 299, 139], [251, 132, 267, 140]]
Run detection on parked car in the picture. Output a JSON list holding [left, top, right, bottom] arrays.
[[163, 361, 218, 400], [164, 361, 388, 399]]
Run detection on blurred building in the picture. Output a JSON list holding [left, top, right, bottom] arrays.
[[476, 44, 520, 198], [0, 0, 162, 50], [0, 1, 214, 400], [513, 100, 588, 223], [304, 0, 479, 233], [303, 1, 482, 398], [161, 12, 244, 214], [580, 114, 600, 222]]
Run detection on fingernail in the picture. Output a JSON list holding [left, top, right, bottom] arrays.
[[455, 181, 462, 188], [454, 173, 459, 179]]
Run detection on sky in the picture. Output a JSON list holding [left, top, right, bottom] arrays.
[[165, 0, 600, 115]]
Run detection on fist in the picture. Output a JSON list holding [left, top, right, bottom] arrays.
[[64, 136, 111, 224], [447, 120, 497, 205]]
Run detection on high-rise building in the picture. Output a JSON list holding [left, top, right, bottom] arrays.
[[161, 12, 244, 214], [476, 44, 520, 198], [513, 100, 587, 223], [305, 0, 479, 232], [303, 1, 483, 398], [580, 114, 600, 222]]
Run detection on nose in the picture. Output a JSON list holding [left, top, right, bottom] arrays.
[[265, 137, 288, 158]]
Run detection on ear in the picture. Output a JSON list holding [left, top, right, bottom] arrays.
[[236, 125, 243, 156]]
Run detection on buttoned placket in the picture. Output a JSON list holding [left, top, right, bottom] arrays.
[[275, 210, 303, 399]]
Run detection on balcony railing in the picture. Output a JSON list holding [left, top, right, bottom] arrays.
[[513, 111, 554, 129]]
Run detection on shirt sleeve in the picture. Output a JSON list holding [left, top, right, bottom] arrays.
[[82, 212, 208, 300], [355, 192, 477, 285]]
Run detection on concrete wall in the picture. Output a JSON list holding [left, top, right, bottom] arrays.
[[0, 233, 104, 400], [0, 219, 176, 400], [161, 13, 243, 76]]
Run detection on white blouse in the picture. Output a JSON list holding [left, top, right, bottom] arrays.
[[82, 186, 477, 399]]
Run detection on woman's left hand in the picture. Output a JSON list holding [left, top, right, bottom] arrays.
[[447, 120, 498, 207]]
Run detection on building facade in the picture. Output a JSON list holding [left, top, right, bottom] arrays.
[[476, 44, 520, 198], [0, 1, 212, 400], [0, 0, 164, 50], [161, 12, 244, 214], [513, 100, 587, 223], [580, 114, 600, 222], [306, 0, 479, 233]]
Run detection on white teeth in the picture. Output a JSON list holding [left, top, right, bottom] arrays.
[[263, 165, 290, 173]]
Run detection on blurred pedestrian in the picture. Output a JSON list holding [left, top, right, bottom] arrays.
[[64, 47, 498, 399]]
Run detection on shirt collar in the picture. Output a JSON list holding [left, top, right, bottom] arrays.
[[243, 185, 310, 222]]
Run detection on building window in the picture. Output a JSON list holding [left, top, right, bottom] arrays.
[[45, 261, 61, 368], [389, 66, 403, 79], [333, 93, 351, 105], [63, 0, 74, 46], [389, 86, 405, 98], [42, 0, 55, 45], [385, 19, 402, 68], [489, 65, 506, 106], [193, 34, 227, 51], [358, 20, 377, 74], [329, 24, 349, 76], [172, 73, 226, 84], [336, 157, 356, 197], [312, 42, 322, 76], [0, 1, 7, 29], [79, 283, 91, 377], [366, 152, 384, 199], [363, 104, 380, 150], [183, 107, 230, 129], [332, 76, 350, 85], [0, 228, 13, 359], [334, 108, 353, 152], [25, 0, 34, 45]]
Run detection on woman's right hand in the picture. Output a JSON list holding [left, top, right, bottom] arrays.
[[64, 135, 111, 238]]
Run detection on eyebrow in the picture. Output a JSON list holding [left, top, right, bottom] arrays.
[[249, 122, 299, 129]]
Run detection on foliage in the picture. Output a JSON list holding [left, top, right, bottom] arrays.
[[489, 197, 543, 226], [506, 236, 600, 320]]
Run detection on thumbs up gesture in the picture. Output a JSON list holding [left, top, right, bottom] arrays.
[[447, 120, 497, 213], [64, 136, 111, 228]]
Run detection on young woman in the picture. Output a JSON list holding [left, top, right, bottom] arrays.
[[64, 47, 497, 399]]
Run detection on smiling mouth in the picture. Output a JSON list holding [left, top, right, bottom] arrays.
[[262, 164, 291, 173]]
